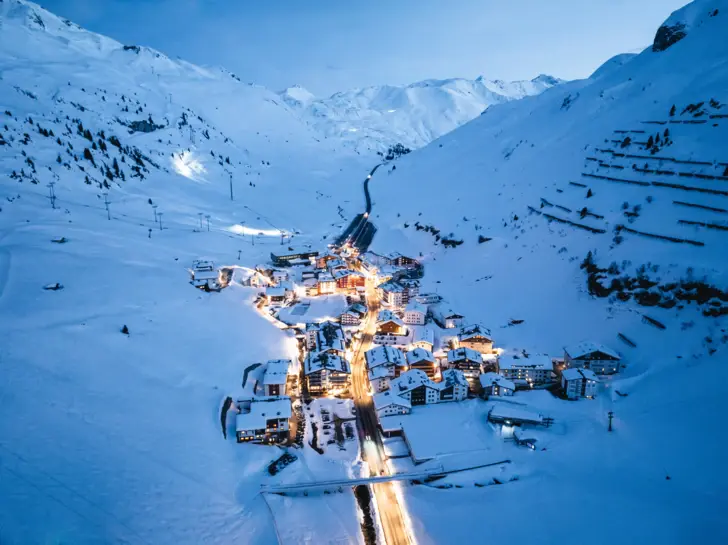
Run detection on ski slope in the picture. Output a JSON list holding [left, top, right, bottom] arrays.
[[369, 1, 728, 543], [0, 1, 369, 543]]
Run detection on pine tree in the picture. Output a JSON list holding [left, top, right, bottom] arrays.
[[646, 135, 654, 148], [669, 104, 676, 116], [83, 148, 96, 167], [586, 188, 594, 198]]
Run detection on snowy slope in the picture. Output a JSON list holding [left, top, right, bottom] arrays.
[[282, 74, 562, 153], [369, 1, 728, 543], [0, 2, 370, 544]]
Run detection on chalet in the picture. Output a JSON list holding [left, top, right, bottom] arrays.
[[326, 258, 348, 274], [561, 368, 599, 399], [446, 347, 484, 378], [271, 249, 319, 267], [333, 269, 366, 291], [236, 396, 291, 443], [406, 348, 437, 378], [457, 324, 493, 354], [357, 252, 381, 276], [377, 280, 405, 309], [315, 252, 339, 270], [373, 390, 412, 418], [192, 259, 214, 271], [368, 364, 395, 393], [303, 277, 319, 296], [191, 268, 221, 291], [308, 320, 346, 355], [248, 271, 268, 288], [387, 370, 443, 406], [340, 303, 367, 326], [317, 273, 336, 295], [304, 352, 351, 394], [377, 279, 419, 310], [262, 359, 290, 396], [439, 369, 469, 401], [386, 252, 419, 268], [414, 293, 442, 305], [376, 310, 407, 335], [410, 326, 435, 352], [403, 301, 427, 326], [271, 269, 289, 285], [386, 368, 468, 407], [265, 286, 289, 305], [479, 372, 515, 398], [365, 345, 407, 378], [498, 354, 553, 385], [431, 304, 465, 329], [564, 342, 621, 375]]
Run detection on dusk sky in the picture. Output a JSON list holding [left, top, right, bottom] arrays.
[[39, 0, 686, 96]]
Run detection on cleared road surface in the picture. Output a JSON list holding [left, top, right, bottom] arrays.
[[350, 281, 411, 545]]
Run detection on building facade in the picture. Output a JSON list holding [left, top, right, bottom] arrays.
[[561, 368, 599, 399], [498, 354, 553, 385], [236, 397, 291, 443], [564, 342, 621, 375]]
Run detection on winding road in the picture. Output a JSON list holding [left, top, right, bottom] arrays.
[[336, 164, 382, 251], [339, 164, 411, 545]]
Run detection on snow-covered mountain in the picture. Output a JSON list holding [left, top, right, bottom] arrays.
[[281, 74, 562, 152], [0, 2, 368, 543], [370, 1, 728, 542]]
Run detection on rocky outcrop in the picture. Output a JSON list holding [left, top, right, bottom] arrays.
[[652, 22, 688, 52]]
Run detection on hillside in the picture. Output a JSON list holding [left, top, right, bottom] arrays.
[[0, 2, 369, 544], [281, 75, 562, 153], [370, 1, 728, 543]]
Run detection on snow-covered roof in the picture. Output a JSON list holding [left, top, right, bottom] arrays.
[[412, 326, 435, 346], [404, 301, 427, 315], [498, 354, 552, 370], [192, 259, 214, 271], [193, 269, 218, 281], [377, 309, 405, 327], [365, 345, 406, 369], [562, 368, 599, 382], [564, 342, 621, 360], [389, 369, 439, 395], [488, 404, 543, 424], [373, 390, 412, 411], [458, 323, 492, 341], [314, 320, 346, 353], [441, 368, 468, 388], [236, 397, 291, 431], [479, 372, 515, 391], [406, 347, 435, 365], [303, 278, 318, 287], [377, 279, 405, 293], [332, 268, 365, 280], [266, 286, 286, 297], [318, 273, 335, 283], [431, 303, 464, 320], [368, 365, 393, 381], [263, 359, 290, 384], [447, 347, 483, 364], [304, 352, 350, 375]]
